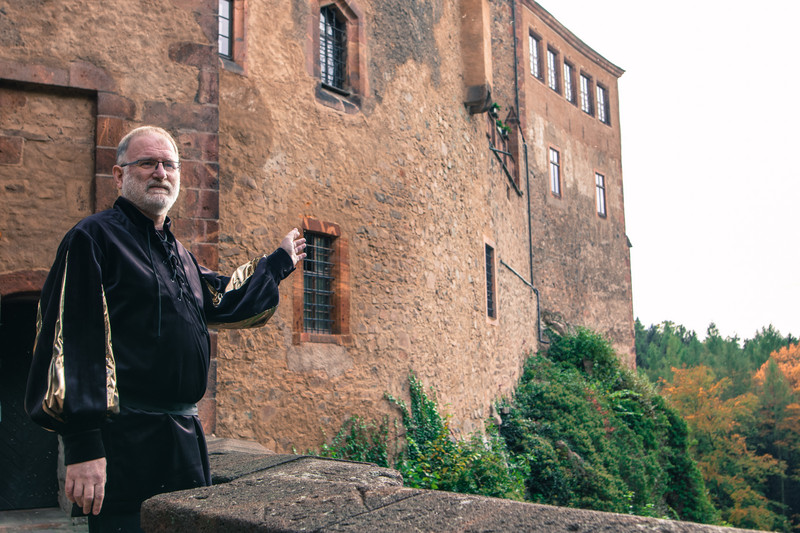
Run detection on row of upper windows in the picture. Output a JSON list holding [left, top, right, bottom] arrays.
[[530, 33, 611, 126], [548, 147, 607, 217]]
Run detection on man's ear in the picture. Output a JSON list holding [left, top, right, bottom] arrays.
[[112, 165, 124, 189]]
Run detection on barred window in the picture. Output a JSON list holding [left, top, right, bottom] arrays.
[[303, 231, 335, 334], [485, 243, 496, 319], [218, 0, 233, 58], [547, 48, 559, 92], [597, 84, 610, 125], [320, 5, 347, 90], [564, 62, 575, 103], [580, 73, 593, 115], [595, 172, 607, 217], [549, 148, 561, 197], [529, 34, 542, 79]]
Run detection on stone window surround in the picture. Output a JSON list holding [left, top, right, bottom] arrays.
[[484, 237, 498, 324], [219, 0, 247, 75], [292, 216, 352, 345], [307, 0, 366, 114], [595, 171, 607, 218], [528, 31, 543, 80], [548, 145, 562, 198], [546, 46, 559, 93]]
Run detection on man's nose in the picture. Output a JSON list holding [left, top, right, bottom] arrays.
[[152, 163, 168, 178]]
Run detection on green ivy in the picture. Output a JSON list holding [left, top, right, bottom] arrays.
[[315, 329, 717, 524]]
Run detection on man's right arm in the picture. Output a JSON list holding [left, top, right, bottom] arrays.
[[25, 227, 114, 513]]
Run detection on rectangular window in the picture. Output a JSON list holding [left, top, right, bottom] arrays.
[[485, 243, 496, 320], [597, 84, 610, 124], [547, 48, 559, 92], [320, 5, 347, 90], [549, 148, 561, 197], [580, 73, 593, 115], [218, 0, 233, 58], [294, 218, 351, 344], [595, 172, 607, 217], [564, 62, 575, 103], [529, 34, 542, 79], [303, 231, 335, 334]]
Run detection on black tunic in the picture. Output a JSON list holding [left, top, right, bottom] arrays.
[[25, 197, 294, 514]]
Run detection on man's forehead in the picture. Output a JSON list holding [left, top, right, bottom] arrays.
[[127, 133, 178, 156]]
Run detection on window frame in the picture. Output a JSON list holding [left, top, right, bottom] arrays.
[[310, 0, 365, 112], [218, 0, 233, 59], [319, 4, 348, 92], [563, 61, 575, 104], [579, 72, 594, 115], [596, 83, 610, 125], [529, 33, 543, 80], [549, 147, 561, 198], [218, 0, 247, 73], [595, 172, 607, 217], [293, 217, 351, 345], [484, 238, 498, 323], [547, 47, 559, 93]]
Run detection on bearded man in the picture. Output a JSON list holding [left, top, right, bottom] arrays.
[[25, 126, 306, 532]]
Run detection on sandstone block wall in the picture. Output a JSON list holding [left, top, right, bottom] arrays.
[[0, 0, 635, 459]]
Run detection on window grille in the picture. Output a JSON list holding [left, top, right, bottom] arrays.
[[595, 172, 607, 217], [580, 73, 593, 115], [597, 85, 610, 124], [320, 5, 347, 90], [218, 0, 233, 58], [485, 244, 496, 319], [547, 49, 559, 92], [564, 62, 575, 103], [549, 148, 561, 197], [303, 231, 335, 334], [529, 34, 541, 79]]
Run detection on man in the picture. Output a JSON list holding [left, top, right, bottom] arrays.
[[25, 126, 306, 532]]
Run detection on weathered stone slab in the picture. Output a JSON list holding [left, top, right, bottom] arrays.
[[141, 454, 766, 533]]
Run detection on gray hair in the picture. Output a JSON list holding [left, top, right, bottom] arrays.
[[116, 126, 180, 164]]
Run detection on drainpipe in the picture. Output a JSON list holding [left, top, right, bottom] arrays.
[[508, 0, 548, 344]]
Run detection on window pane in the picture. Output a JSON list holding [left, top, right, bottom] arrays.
[[218, 0, 232, 58], [529, 35, 540, 78], [485, 244, 496, 319], [564, 63, 573, 102], [549, 148, 560, 196], [595, 173, 606, 216], [547, 49, 558, 91], [580, 74, 592, 114], [303, 231, 335, 334], [320, 6, 347, 89]]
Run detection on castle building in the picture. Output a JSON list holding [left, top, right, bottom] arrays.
[[0, 0, 632, 509]]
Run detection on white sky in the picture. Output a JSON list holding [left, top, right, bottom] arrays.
[[543, 1, 799, 340]]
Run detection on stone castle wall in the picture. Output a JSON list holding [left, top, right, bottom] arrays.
[[0, 0, 634, 454]]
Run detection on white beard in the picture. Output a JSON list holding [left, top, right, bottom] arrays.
[[120, 174, 179, 218]]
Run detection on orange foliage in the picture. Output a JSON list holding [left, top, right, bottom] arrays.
[[753, 343, 800, 392]]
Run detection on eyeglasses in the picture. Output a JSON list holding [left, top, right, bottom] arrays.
[[120, 159, 181, 171]]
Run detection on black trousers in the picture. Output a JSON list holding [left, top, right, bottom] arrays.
[[88, 511, 142, 533], [73, 408, 211, 519]]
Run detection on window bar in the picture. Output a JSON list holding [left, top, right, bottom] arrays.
[[320, 6, 347, 90], [303, 232, 335, 334]]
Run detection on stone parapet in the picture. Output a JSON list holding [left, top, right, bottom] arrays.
[[141, 450, 765, 533]]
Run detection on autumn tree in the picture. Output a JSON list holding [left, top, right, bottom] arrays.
[[661, 365, 788, 531]]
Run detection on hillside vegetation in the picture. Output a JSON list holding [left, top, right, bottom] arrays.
[[637, 320, 799, 531], [317, 328, 716, 524]]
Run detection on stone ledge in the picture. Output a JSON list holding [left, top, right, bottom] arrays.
[[141, 451, 766, 533]]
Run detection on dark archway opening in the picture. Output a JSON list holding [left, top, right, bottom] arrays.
[[0, 293, 59, 510]]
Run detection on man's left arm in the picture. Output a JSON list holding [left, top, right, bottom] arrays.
[[200, 229, 306, 328]]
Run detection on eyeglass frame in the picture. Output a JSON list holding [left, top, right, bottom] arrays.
[[119, 159, 181, 171]]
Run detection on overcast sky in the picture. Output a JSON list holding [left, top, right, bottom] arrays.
[[542, 1, 799, 340]]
